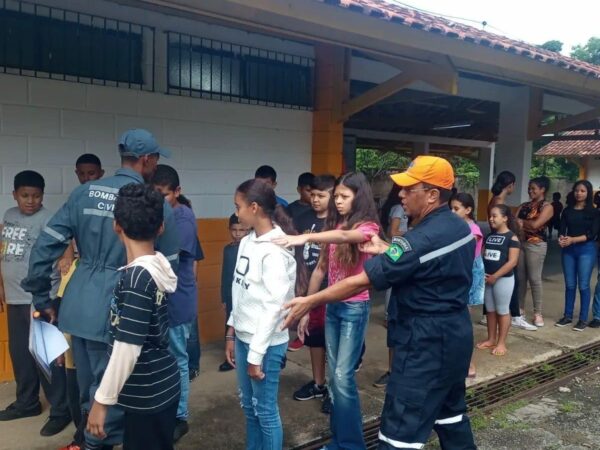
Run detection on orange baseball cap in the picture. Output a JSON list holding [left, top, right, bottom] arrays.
[[391, 156, 454, 190]]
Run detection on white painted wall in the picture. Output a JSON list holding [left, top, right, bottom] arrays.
[[0, 0, 313, 218], [0, 74, 312, 218], [587, 158, 600, 190]]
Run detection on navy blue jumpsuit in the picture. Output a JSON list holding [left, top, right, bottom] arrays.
[[364, 206, 477, 450]]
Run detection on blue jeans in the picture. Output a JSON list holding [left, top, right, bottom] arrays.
[[169, 322, 192, 420], [592, 249, 600, 321], [562, 241, 597, 322], [187, 317, 201, 371], [325, 301, 371, 450], [235, 339, 287, 450]]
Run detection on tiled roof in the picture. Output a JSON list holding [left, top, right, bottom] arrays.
[[536, 131, 600, 156], [318, 0, 600, 79]]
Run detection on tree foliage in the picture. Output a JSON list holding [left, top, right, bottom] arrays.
[[355, 148, 411, 180], [571, 37, 600, 64], [530, 156, 579, 182], [539, 40, 563, 53]]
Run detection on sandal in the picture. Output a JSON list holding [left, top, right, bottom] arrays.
[[476, 341, 497, 350], [492, 347, 507, 356]]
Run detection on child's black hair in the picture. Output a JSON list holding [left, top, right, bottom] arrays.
[[76, 153, 102, 168], [229, 213, 240, 227], [490, 204, 520, 236], [236, 179, 308, 296], [567, 180, 594, 209], [452, 192, 476, 220], [14, 170, 45, 192], [115, 183, 164, 240], [254, 165, 277, 183], [152, 164, 192, 208], [552, 192, 561, 201], [491, 171, 516, 196], [529, 176, 550, 195], [297, 172, 315, 188], [310, 174, 336, 192]]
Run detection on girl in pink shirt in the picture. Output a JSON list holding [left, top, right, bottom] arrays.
[[273, 172, 380, 449], [450, 193, 484, 378]]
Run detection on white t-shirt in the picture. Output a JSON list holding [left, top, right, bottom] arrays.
[[389, 204, 409, 234]]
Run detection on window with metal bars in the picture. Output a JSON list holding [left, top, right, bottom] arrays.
[[167, 32, 314, 110], [0, 0, 154, 90]]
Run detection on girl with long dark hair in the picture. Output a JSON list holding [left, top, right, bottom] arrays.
[[488, 171, 516, 217], [225, 179, 307, 449], [555, 180, 599, 331], [273, 172, 380, 449]]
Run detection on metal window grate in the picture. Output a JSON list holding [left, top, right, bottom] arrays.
[[0, 0, 155, 90], [166, 31, 314, 110]]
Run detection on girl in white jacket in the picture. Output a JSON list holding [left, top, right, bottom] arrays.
[[225, 179, 307, 450]]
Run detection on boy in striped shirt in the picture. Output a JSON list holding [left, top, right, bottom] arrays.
[[87, 183, 180, 450]]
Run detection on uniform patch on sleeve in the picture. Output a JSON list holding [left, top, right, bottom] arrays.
[[385, 244, 404, 262], [391, 236, 412, 252]]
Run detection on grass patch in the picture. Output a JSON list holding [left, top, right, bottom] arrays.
[[559, 401, 576, 413]]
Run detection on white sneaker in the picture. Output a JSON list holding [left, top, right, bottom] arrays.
[[478, 316, 487, 326], [512, 316, 538, 331]]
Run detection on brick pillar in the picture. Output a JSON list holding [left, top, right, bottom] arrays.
[[311, 44, 349, 175]]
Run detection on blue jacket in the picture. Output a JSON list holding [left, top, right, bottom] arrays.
[[21, 168, 180, 343]]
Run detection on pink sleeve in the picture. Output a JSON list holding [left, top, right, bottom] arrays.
[[470, 223, 483, 239], [355, 221, 380, 242]]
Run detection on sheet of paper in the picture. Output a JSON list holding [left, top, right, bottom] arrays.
[[28, 318, 69, 381]]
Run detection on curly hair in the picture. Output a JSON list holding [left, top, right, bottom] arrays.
[[115, 183, 164, 240]]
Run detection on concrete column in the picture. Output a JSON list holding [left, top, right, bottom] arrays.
[[494, 87, 533, 204], [412, 141, 430, 157], [477, 144, 495, 220]]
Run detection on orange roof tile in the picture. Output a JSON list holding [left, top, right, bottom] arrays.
[[318, 0, 600, 79], [536, 131, 600, 156]]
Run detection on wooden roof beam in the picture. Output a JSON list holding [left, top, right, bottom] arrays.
[[533, 106, 600, 139], [337, 56, 458, 122]]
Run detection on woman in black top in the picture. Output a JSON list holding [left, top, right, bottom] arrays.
[[555, 180, 600, 331]]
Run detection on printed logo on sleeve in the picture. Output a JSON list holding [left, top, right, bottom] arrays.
[[385, 244, 404, 262]]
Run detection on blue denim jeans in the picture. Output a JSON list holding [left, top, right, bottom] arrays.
[[187, 317, 201, 371], [325, 300, 371, 450], [235, 339, 287, 450], [592, 249, 600, 321], [169, 322, 192, 420], [562, 241, 597, 322]]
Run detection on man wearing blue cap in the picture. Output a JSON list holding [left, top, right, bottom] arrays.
[[22, 129, 180, 450]]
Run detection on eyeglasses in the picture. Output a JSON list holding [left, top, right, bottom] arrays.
[[401, 187, 436, 194]]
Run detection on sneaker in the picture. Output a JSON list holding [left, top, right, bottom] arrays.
[[288, 337, 304, 352], [478, 316, 487, 326], [533, 314, 545, 327], [555, 317, 572, 327], [589, 319, 600, 328], [0, 402, 42, 421], [321, 394, 331, 415], [293, 381, 327, 401], [373, 371, 390, 388], [218, 361, 234, 372], [189, 369, 200, 382], [512, 316, 538, 331], [573, 321, 587, 332], [173, 418, 189, 443], [354, 362, 363, 373], [40, 415, 71, 436]]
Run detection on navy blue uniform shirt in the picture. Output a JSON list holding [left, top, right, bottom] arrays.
[[365, 206, 474, 318]]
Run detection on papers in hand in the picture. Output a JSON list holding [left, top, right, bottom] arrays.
[[28, 317, 69, 381]]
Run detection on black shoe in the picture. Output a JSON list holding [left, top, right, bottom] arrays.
[[189, 369, 200, 382], [573, 320, 587, 332], [321, 394, 331, 415], [373, 371, 390, 388], [0, 402, 42, 421], [589, 319, 600, 328], [40, 415, 72, 436], [293, 380, 327, 401], [555, 317, 572, 327], [173, 418, 189, 443], [218, 361, 234, 372]]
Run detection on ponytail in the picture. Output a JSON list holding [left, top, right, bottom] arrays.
[[491, 171, 516, 196], [177, 194, 192, 208]]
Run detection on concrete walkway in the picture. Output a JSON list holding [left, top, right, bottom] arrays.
[[2, 241, 600, 450]]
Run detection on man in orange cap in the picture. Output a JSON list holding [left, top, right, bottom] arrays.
[[283, 156, 477, 449]]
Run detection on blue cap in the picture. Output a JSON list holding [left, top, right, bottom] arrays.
[[118, 129, 171, 158]]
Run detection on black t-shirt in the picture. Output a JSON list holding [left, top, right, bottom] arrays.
[[287, 200, 312, 223], [221, 243, 239, 308], [294, 209, 327, 289], [483, 231, 520, 277], [559, 207, 599, 241], [108, 266, 180, 414]]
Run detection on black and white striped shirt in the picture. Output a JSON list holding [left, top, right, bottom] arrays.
[[108, 265, 180, 413]]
